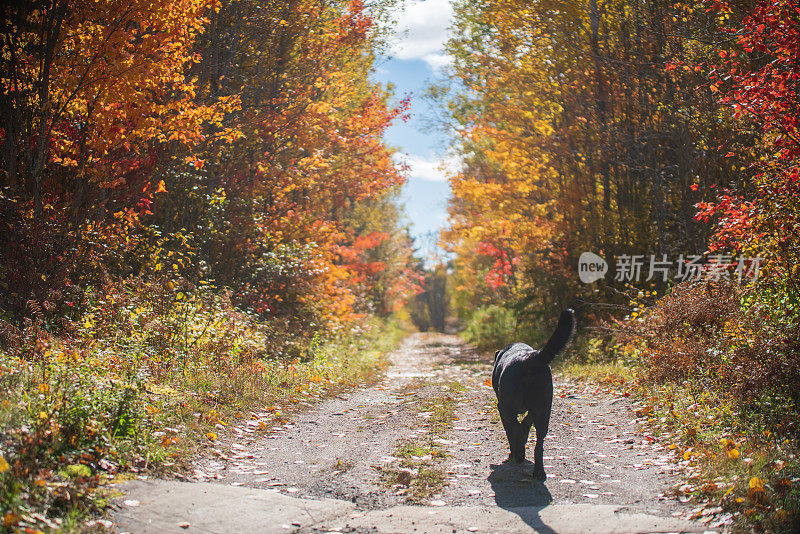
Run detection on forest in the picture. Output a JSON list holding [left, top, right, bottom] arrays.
[[0, 0, 798, 531], [441, 0, 799, 529]]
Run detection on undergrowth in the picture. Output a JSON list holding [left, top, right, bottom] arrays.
[[0, 277, 406, 532], [561, 280, 800, 533]]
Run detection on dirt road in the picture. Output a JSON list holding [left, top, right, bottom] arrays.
[[110, 333, 714, 533]]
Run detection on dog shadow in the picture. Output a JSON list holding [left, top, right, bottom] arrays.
[[488, 463, 556, 534]]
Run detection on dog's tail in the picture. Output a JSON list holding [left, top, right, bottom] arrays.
[[526, 309, 576, 367]]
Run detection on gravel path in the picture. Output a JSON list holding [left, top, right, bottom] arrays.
[[111, 333, 712, 533]]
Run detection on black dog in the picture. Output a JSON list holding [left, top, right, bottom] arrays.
[[492, 309, 575, 479]]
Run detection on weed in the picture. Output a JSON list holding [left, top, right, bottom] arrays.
[[0, 278, 406, 531], [378, 382, 460, 503]]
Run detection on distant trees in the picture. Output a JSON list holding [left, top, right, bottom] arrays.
[[409, 263, 448, 332]]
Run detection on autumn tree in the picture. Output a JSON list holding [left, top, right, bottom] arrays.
[[697, 0, 800, 308], [0, 0, 238, 321], [439, 0, 748, 330], [0, 0, 418, 340], [143, 0, 414, 332]]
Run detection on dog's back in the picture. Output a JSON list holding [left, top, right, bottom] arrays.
[[492, 343, 553, 419], [491, 309, 575, 402]]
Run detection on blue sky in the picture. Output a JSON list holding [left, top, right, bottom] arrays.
[[372, 0, 458, 258]]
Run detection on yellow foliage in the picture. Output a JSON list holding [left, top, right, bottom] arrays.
[[749, 477, 765, 491]]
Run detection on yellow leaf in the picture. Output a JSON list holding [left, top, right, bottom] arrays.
[[0, 454, 10, 473], [749, 477, 765, 491], [727, 448, 740, 459], [3, 513, 20, 528], [206, 432, 217, 442]]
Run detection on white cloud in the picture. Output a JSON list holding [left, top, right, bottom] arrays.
[[391, 0, 454, 70], [394, 152, 460, 182], [423, 53, 454, 70]]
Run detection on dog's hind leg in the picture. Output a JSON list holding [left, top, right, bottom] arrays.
[[515, 419, 533, 463], [531, 410, 551, 479], [499, 413, 522, 462]]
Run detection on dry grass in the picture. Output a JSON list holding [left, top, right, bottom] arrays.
[[0, 277, 406, 532]]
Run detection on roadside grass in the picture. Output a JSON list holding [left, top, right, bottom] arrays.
[[378, 381, 460, 503], [0, 278, 406, 532], [555, 359, 637, 386], [635, 380, 800, 533], [561, 351, 800, 533]]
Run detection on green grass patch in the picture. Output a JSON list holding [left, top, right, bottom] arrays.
[[379, 438, 448, 503], [378, 382, 461, 503], [556, 359, 637, 385], [634, 380, 800, 532]]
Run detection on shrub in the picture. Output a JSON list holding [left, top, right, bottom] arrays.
[[462, 305, 517, 350], [619, 279, 800, 435], [0, 276, 402, 531]]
